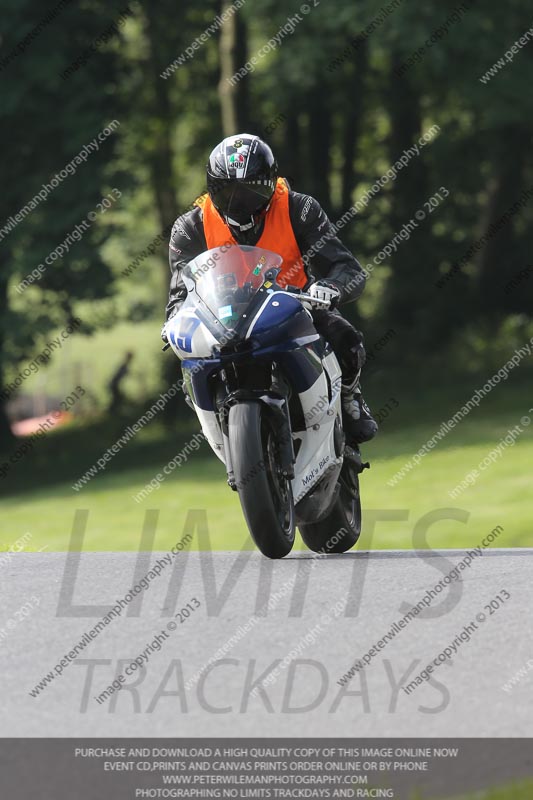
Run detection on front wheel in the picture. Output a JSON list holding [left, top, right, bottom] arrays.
[[228, 401, 295, 559]]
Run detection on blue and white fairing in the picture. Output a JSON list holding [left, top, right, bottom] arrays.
[[165, 245, 343, 501]]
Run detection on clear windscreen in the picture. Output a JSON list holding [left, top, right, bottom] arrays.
[[183, 246, 283, 331]]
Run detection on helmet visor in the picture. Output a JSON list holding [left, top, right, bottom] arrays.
[[210, 179, 275, 224]]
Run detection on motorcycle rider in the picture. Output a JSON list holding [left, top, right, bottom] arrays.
[[163, 134, 377, 444]]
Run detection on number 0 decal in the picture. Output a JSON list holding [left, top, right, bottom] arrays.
[[174, 316, 201, 353]]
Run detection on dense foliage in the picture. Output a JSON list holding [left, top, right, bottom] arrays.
[[1, 0, 532, 447]]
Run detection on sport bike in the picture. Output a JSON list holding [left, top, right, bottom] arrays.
[[165, 245, 368, 559]]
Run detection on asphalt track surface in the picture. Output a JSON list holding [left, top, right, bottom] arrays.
[[2, 548, 532, 736]]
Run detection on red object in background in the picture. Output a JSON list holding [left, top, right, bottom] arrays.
[[11, 411, 71, 437]]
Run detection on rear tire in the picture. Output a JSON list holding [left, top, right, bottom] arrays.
[[228, 401, 295, 559], [298, 464, 361, 554]]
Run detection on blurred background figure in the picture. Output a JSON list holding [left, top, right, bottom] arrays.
[[108, 351, 133, 415]]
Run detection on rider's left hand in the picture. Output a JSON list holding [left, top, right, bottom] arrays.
[[309, 280, 341, 309]]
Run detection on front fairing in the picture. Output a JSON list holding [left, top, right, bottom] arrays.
[[166, 247, 342, 505], [166, 245, 316, 358]]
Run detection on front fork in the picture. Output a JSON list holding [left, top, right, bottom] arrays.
[[219, 387, 295, 491]]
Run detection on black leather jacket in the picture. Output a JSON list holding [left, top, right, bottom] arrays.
[[166, 183, 366, 320]]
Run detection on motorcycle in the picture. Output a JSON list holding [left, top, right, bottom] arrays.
[[165, 245, 368, 559]]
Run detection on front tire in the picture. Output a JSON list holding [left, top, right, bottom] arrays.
[[228, 402, 295, 559]]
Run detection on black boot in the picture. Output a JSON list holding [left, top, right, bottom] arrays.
[[341, 376, 378, 444]]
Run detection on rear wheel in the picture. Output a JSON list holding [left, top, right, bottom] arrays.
[[298, 451, 362, 554], [228, 401, 295, 559]]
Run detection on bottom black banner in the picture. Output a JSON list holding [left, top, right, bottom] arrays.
[[1, 739, 532, 799]]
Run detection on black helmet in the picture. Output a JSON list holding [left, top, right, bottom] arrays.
[[206, 134, 278, 231]]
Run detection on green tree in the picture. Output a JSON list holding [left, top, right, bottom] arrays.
[[0, 0, 126, 449]]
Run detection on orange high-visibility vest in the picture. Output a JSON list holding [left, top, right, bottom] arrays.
[[194, 178, 307, 288]]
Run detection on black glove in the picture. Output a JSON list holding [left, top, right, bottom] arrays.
[[161, 321, 173, 351]]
